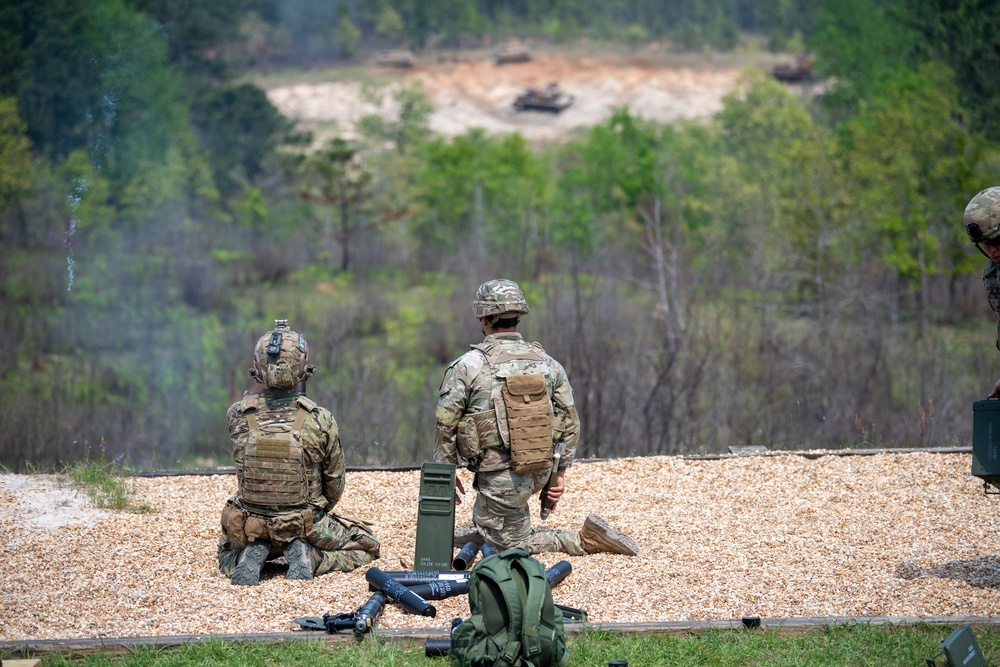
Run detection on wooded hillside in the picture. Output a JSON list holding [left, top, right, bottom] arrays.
[[1, 0, 999, 471]]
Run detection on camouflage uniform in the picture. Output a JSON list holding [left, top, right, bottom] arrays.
[[435, 331, 586, 554], [217, 388, 380, 577], [217, 321, 379, 584], [983, 261, 1000, 349]]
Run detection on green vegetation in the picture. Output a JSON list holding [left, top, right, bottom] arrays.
[[29, 625, 1000, 666], [62, 439, 150, 512], [2, 1, 1000, 472]]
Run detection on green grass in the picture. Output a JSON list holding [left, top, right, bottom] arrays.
[[24, 624, 1000, 666], [62, 439, 150, 512]]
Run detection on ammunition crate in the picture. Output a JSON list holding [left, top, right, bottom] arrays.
[[414, 462, 456, 571], [972, 400, 1000, 489]]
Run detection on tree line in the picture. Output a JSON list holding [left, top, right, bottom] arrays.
[[1, 0, 999, 472]]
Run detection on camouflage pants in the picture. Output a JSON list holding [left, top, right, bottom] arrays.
[[217, 511, 380, 577], [471, 467, 585, 556]]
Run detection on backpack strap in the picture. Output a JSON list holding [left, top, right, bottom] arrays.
[[510, 554, 547, 663], [477, 550, 527, 667], [472, 341, 546, 366]]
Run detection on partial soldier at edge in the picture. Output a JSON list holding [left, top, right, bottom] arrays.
[[965, 187, 1000, 398], [217, 320, 380, 585], [434, 279, 640, 557]]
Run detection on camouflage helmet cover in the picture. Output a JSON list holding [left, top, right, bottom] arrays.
[[472, 279, 529, 319], [249, 319, 314, 388], [964, 187, 1000, 244]]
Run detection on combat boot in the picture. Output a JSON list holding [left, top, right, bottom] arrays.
[[579, 514, 641, 556], [231, 540, 270, 586], [284, 539, 322, 580]]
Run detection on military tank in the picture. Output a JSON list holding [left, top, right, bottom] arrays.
[[374, 50, 415, 68], [513, 82, 574, 113], [772, 55, 813, 83], [494, 41, 532, 65]]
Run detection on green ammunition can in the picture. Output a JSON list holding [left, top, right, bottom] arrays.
[[972, 400, 1000, 491], [414, 462, 457, 571], [929, 624, 985, 667]]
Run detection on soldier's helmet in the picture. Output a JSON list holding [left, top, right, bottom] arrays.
[[248, 319, 314, 388], [964, 187, 1000, 244], [472, 279, 529, 319]]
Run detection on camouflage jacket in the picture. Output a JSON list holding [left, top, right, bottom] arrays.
[[984, 260, 1000, 349], [227, 388, 345, 517], [434, 332, 580, 473]]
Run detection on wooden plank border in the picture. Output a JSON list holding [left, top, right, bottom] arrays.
[[4, 615, 1000, 657]]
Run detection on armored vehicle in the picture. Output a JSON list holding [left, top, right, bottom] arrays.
[[513, 83, 574, 113], [494, 41, 532, 65], [375, 50, 415, 68], [772, 55, 813, 83]]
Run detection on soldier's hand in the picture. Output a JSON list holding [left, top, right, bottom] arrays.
[[545, 471, 566, 510], [454, 476, 466, 506], [989, 378, 1000, 399]]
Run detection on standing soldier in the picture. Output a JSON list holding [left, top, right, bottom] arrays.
[[218, 320, 380, 585], [965, 188, 1000, 398], [435, 279, 640, 557]]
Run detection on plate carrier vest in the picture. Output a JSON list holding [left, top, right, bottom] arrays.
[[239, 396, 322, 510]]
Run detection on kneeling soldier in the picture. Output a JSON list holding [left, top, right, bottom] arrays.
[[436, 279, 640, 557], [218, 320, 380, 585]]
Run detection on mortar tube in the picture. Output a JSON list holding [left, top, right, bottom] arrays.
[[452, 541, 480, 570], [366, 571, 469, 591], [425, 638, 452, 657], [371, 570, 468, 581], [407, 578, 469, 600], [365, 567, 437, 617], [353, 591, 387, 635], [425, 618, 462, 658], [545, 560, 573, 588]]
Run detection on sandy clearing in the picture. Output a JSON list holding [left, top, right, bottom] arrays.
[[0, 474, 111, 529], [263, 50, 773, 145]]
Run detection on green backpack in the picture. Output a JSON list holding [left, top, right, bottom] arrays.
[[450, 548, 569, 667]]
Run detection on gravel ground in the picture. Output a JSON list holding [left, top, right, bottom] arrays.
[[2, 451, 999, 642]]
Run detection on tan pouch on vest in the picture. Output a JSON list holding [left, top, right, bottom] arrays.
[[456, 413, 481, 460], [502, 373, 554, 475], [457, 410, 502, 460], [266, 510, 314, 546], [244, 514, 270, 542], [221, 499, 248, 546]]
